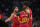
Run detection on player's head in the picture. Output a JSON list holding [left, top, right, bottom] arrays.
[[22, 7, 27, 11], [13, 6, 18, 12], [22, 1, 30, 8], [21, 1, 30, 11]]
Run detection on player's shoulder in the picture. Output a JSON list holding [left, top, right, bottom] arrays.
[[13, 12, 15, 13], [13, 12, 17, 14], [27, 8, 32, 12], [27, 8, 31, 11], [28, 8, 32, 13], [26, 8, 31, 14]]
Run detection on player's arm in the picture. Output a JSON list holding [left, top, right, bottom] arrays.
[[17, 12, 20, 21], [28, 9, 32, 22], [27, 9, 32, 22], [28, 9, 32, 27], [30, 11, 32, 22], [17, 16, 23, 23], [17, 13, 24, 23], [18, 16, 23, 23], [5, 13, 15, 22]]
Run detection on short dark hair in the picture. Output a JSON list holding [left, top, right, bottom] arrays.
[[22, 7, 27, 11], [12, 6, 18, 9], [21, 1, 31, 6]]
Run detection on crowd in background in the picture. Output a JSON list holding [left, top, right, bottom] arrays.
[[0, 0, 40, 27]]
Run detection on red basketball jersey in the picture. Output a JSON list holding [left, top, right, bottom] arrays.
[[20, 11, 29, 23], [12, 12, 19, 24]]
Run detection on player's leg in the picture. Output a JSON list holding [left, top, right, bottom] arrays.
[[12, 23, 17, 27]]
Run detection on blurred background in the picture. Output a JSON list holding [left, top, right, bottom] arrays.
[[0, 0, 40, 27]]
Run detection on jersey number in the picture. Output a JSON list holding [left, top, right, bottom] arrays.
[[22, 17, 27, 23]]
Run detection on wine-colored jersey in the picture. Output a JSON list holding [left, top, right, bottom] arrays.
[[12, 12, 19, 27], [27, 8, 32, 27], [20, 11, 29, 23], [18, 11, 29, 27], [12, 12, 19, 24], [18, 8, 32, 27]]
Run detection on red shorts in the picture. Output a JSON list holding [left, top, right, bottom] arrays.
[[12, 23, 19, 27], [28, 22, 32, 27], [19, 23, 29, 27]]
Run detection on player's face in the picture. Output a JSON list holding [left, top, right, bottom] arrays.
[[15, 7, 18, 12], [23, 4, 28, 12]]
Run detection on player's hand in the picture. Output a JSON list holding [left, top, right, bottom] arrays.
[[19, 21, 24, 23], [5, 20, 8, 23], [18, 16, 20, 20]]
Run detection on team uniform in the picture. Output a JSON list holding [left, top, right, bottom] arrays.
[[17, 11, 29, 27], [17, 8, 32, 27], [27, 8, 32, 27], [19, 11, 29, 27], [12, 12, 19, 27]]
